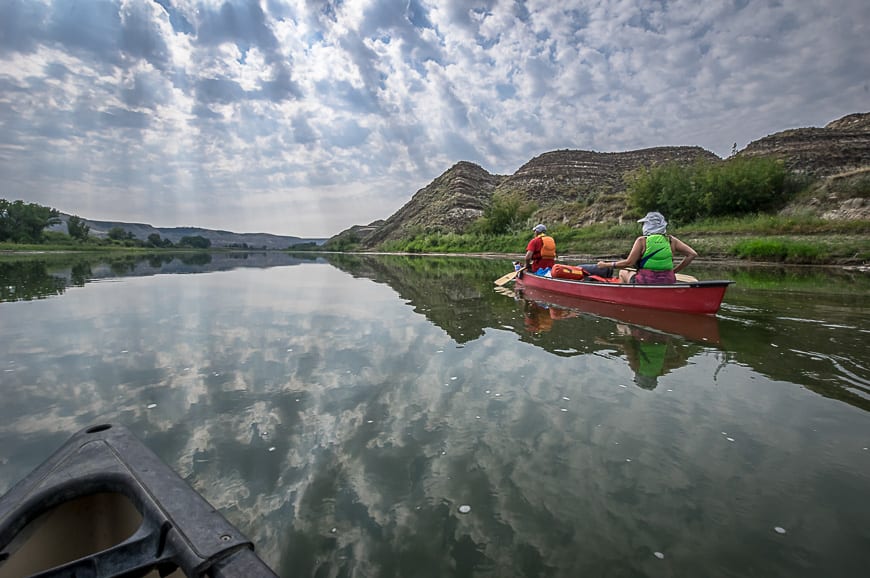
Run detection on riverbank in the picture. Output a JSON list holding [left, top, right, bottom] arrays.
[[3, 218, 869, 266], [356, 212, 869, 265], [574, 232, 869, 266], [370, 233, 869, 266]]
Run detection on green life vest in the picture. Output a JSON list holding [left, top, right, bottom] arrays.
[[639, 234, 673, 271]]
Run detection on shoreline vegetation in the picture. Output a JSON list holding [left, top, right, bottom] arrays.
[[3, 245, 869, 303], [339, 213, 868, 267], [371, 215, 869, 265], [2, 217, 868, 267], [1, 213, 868, 266]]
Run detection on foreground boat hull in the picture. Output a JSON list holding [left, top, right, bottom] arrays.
[[0, 424, 277, 577], [516, 271, 732, 314]]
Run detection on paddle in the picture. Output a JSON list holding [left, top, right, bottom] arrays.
[[495, 266, 525, 286], [623, 267, 697, 283]]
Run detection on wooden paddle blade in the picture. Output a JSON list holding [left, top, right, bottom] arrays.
[[495, 266, 525, 286], [494, 270, 518, 286]]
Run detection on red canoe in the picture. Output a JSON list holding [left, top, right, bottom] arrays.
[[517, 284, 722, 343], [515, 271, 733, 315]]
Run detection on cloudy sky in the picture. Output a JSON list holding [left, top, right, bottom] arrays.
[[1, 0, 868, 238]]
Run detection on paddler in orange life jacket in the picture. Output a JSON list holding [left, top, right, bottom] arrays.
[[597, 211, 697, 284], [525, 224, 556, 274]]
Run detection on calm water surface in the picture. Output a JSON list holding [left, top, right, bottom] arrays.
[[1, 253, 868, 577]]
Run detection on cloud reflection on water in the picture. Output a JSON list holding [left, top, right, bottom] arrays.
[[1, 259, 869, 576]]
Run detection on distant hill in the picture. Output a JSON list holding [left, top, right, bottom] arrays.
[[329, 112, 870, 249], [736, 112, 870, 177], [496, 146, 718, 229], [361, 161, 506, 248], [330, 146, 717, 248], [49, 215, 325, 249]]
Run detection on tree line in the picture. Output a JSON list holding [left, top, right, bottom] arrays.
[[0, 198, 210, 248], [0, 199, 61, 243]]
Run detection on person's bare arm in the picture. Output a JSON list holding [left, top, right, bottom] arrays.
[[670, 236, 697, 273], [625, 237, 645, 266], [598, 237, 645, 269]]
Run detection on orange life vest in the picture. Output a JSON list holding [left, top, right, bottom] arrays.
[[539, 235, 556, 259]]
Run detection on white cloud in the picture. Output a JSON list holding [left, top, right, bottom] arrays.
[[0, 0, 868, 236]]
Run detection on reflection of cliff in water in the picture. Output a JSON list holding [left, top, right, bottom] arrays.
[[0, 252, 323, 303], [325, 253, 630, 352], [325, 253, 517, 344], [326, 255, 870, 413], [324, 254, 712, 374]]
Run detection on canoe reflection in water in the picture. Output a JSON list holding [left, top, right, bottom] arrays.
[[521, 299, 578, 333], [511, 285, 722, 389]]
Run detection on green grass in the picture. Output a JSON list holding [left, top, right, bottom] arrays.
[[371, 214, 870, 265], [0, 242, 133, 252], [680, 213, 870, 235], [4, 214, 870, 265], [0, 242, 188, 254], [731, 239, 824, 263], [377, 222, 642, 256]]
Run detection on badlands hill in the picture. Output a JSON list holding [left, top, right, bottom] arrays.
[[330, 112, 870, 249]]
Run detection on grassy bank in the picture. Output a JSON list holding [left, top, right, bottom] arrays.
[[3, 215, 869, 265], [0, 244, 215, 259], [377, 214, 870, 264]]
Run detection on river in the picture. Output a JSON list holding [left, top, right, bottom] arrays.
[[1, 253, 868, 577]]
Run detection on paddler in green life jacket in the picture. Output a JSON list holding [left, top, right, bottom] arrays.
[[525, 224, 557, 274], [597, 211, 697, 284]]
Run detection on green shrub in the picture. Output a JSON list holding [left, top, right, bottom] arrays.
[[628, 157, 796, 224], [627, 163, 698, 222], [469, 193, 537, 235]]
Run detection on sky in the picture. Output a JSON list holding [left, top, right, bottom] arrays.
[[1, 1, 868, 238]]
